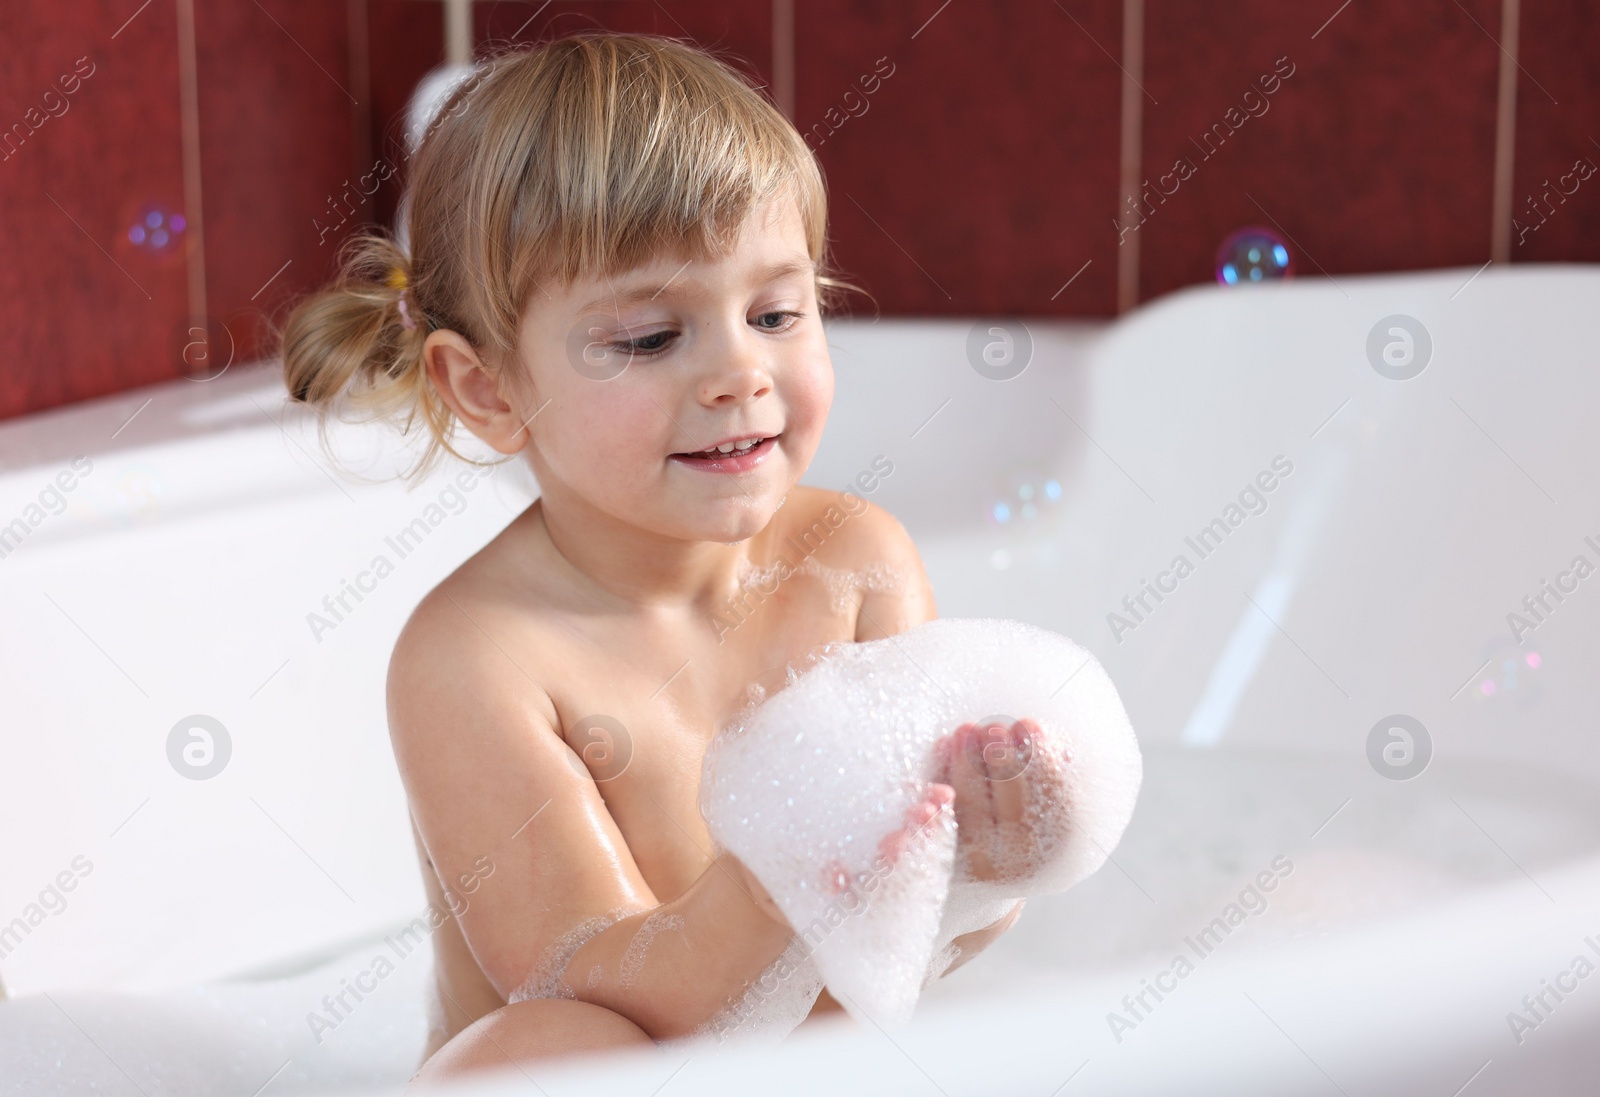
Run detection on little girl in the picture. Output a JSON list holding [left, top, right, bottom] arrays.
[[280, 32, 1062, 1085]]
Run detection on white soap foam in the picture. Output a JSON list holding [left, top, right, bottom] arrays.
[[506, 908, 630, 1004], [618, 912, 685, 989], [700, 617, 1142, 1030], [736, 556, 906, 614], [673, 933, 827, 1050]]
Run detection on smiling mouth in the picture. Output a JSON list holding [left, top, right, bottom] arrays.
[[670, 434, 778, 470]]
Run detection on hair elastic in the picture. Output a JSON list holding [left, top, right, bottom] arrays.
[[386, 265, 418, 331]]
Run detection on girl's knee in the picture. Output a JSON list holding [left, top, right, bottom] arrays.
[[408, 998, 654, 1087]]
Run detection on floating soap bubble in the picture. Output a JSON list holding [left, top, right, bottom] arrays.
[[127, 204, 186, 258], [986, 466, 1064, 527], [1215, 226, 1293, 285], [113, 467, 165, 518], [1470, 636, 1543, 709]]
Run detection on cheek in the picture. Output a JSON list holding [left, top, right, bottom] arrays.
[[540, 374, 665, 474], [786, 358, 834, 441]]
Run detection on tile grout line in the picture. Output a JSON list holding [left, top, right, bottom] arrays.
[[1490, 0, 1520, 263], [1116, 0, 1145, 314], [176, 0, 209, 350]]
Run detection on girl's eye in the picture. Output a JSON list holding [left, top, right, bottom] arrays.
[[753, 310, 803, 332], [617, 329, 676, 355]]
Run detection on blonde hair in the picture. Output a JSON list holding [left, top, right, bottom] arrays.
[[279, 32, 849, 483]]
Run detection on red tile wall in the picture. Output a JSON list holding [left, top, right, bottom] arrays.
[[1511, 0, 1600, 262], [196, 0, 362, 367], [0, 1, 191, 421], [3, 1, 1596, 422], [794, 0, 1123, 317], [1139, 0, 1503, 301]]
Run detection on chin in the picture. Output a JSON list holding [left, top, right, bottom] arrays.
[[678, 495, 783, 544]]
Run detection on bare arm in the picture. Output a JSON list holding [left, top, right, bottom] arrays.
[[387, 589, 791, 1042]]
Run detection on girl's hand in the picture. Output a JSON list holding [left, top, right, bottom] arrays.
[[934, 718, 1071, 885], [820, 783, 955, 897]]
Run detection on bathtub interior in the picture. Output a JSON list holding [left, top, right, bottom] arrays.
[[3, 264, 1600, 1095]]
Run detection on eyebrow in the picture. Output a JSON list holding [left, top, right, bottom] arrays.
[[576, 256, 817, 315]]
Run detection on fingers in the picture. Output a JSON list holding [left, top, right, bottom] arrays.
[[948, 723, 997, 827], [946, 717, 1070, 884], [984, 723, 1028, 825], [876, 784, 954, 865], [933, 724, 971, 785]]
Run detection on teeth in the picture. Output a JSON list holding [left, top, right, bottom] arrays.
[[687, 437, 766, 458]]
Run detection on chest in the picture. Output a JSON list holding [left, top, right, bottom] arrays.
[[541, 576, 858, 902]]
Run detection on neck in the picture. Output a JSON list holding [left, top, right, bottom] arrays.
[[533, 481, 762, 610]]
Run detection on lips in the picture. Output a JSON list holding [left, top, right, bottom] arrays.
[[670, 434, 778, 473]]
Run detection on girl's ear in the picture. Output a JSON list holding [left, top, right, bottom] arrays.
[[422, 330, 531, 455]]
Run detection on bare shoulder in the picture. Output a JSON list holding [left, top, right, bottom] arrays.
[[383, 528, 653, 998], [773, 485, 916, 565], [386, 514, 557, 735], [774, 486, 935, 639]]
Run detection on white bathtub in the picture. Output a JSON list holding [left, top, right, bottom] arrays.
[[4, 264, 1600, 1095]]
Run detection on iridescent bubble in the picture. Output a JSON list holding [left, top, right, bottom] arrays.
[[1470, 636, 1543, 709], [986, 467, 1064, 527], [113, 468, 165, 517], [1215, 226, 1293, 285], [127, 203, 185, 258]]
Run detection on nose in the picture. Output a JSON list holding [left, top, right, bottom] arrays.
[[698, 332, 773, 406]]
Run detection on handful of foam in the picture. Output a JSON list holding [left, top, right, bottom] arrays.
[[699, 617, 1142, 1032]]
